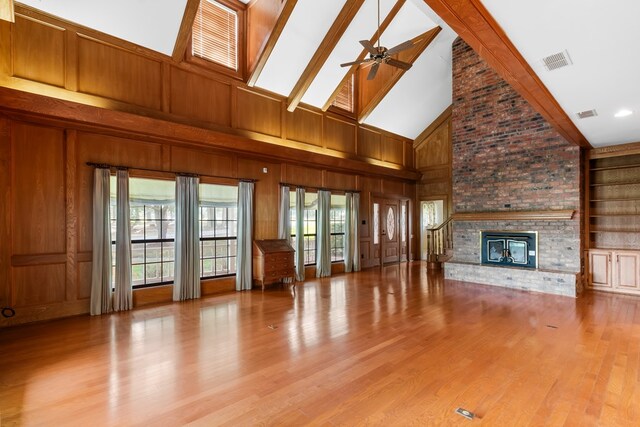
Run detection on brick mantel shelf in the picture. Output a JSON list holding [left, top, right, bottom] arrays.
[[452, 210, 575, 221]]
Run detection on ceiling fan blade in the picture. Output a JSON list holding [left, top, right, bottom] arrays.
[[360, 40, 379, 56], [386, 58, 412, 71], [340, 58, 370, 67], [367, 62, 380, 80], [386, 39, 415, 56]]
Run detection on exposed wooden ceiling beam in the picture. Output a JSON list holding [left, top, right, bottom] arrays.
[[322, 0, 406, 112], [422, 0, 590, 148], [358, 26, 441, 123], [0, 0, 14, 23], [286, 0, 365, 112], [171, 0, 201, 62], [246, 0, 298, 87]]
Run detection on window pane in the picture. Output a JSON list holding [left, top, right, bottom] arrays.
[[163, 262, 175, 283], [145, 263, 162, 284], [163, 243, 175, 262], [132, 243, 145, 264], [146, 243, 161, 263], [201, 220, 215, 238], [202, 240, 215, 257], [229, 239, 237, 257]]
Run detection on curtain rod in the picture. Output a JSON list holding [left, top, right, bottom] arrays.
[[86, 162, 258, 183], [279, 182, 360, 194]]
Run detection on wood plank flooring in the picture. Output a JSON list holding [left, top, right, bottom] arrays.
[[2, 262, 640, 426]]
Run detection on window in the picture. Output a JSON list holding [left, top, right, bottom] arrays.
[[110, 177, 176, 288], [192, 0, 238, 70], [290, 192, 318, 266], [332, 74, 354, 113], [330, 195, 346, 262], [199, 183, 238, 278]]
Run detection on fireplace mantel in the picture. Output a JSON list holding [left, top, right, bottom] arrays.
[[452, 210, 575, 221]]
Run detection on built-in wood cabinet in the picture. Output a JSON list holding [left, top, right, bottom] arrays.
[[588, 249, 640, 293], [587, 150, 640, 294]]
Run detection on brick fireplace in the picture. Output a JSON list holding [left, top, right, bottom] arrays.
[[444, 38, 584, 297]]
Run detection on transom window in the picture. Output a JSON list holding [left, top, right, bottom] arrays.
[[192, 0, 238, 70]]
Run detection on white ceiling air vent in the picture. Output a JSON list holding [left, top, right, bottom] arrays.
[[542, 50, 573, 71], [577, 109, 598, 119]]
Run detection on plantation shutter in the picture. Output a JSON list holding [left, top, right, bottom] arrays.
[[332, 74, 354, 112], [192, 0, 238, 70]]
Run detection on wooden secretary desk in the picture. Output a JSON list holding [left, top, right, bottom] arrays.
[[252, 239, 295, 290]]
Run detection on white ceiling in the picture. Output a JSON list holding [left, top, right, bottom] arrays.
[[480, 0, 640, 147]]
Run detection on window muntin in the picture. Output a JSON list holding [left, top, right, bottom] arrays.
[[192, 0, 238, 70], [110, 177, 176, 288], [330, 195, 346, 262], [199, 183, 238, 279], [290, 191, 318, 266]]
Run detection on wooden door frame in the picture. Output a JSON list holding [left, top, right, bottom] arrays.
[[371, 192, 412, 265]]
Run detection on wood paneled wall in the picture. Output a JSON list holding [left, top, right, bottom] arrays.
[[415, 108, 452, 218], [0, 115, 415, 327], [1, 8, 414, 173], [0, 6, 421, 327]]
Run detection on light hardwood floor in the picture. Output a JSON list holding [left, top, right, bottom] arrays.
[[2, 262, 640, 426]]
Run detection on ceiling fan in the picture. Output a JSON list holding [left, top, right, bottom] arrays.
[[340, 0, 415, 80]]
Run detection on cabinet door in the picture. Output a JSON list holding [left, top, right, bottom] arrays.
[[615, 252, 640, 290], [589, 250, 612, 288]]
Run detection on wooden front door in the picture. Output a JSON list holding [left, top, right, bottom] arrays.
[[382, 200, 400, 264]]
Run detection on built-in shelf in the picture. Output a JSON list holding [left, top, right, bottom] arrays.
[[590, 214, 640, 217], [589, 152, 640, 251], [590, 229, 640, 233], [590, 163, 640, 172], [590, 181, 640, 187], [590, 198, 640, 202]]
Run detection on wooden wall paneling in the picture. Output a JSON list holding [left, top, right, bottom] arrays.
[[170, 145, 236, 177], [237, 157, 280, 240], [325, 170, 356, 190], [324, 115, 356, 154], [381, 134, 404, 165], [12, 15, 65, 87], [77, 36, 162, 110], [382, 179, 405, 196], [161, 62, 171, 113], [285, 107, 323, 147], [11, 122, 66, 255], [13, 263, 66, 306], [235, 87, 282, 137], [77, 261, 91, 300], [0, 20, 10, 76], [357, 127, 381, 160], [284, 164, 323, 188], [0, 117, 10, 308], [75, 132, 164, 253], [246, 0, 298, 86], [133, 285, 172, 307], [404, 140, 413, 169], [415, 117, 450, 169], [170, 67, 232, 127], [64, 29, 78, 91], [65, 130, 77, 302]]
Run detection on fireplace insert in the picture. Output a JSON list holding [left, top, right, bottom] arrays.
[[480, 231, 537, 269]]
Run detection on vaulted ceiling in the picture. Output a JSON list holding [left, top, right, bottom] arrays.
[[15, 0, 640, 148]]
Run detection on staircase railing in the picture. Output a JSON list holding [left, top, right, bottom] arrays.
[[425, 216, 453, 261]]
